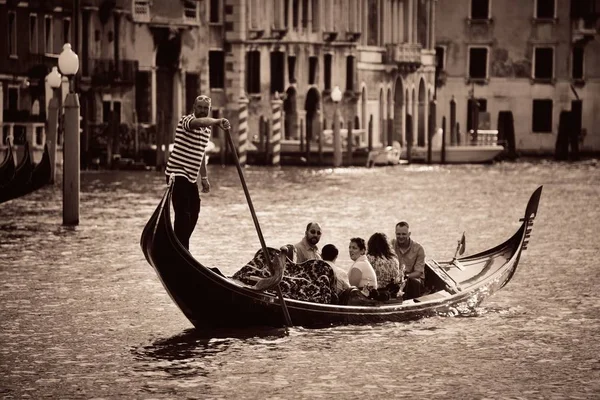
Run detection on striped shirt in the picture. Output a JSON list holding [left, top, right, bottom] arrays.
[[165, 114, 212, 183]]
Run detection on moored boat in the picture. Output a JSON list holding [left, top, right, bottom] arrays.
[[0, 142, 51, 204], [140, 185, 542, 329], [0, 140, 16, 186]]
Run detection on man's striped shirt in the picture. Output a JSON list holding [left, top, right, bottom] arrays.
[[165, 114, 212, 183]]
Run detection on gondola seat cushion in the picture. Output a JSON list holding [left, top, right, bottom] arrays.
[[232, 248, 339, 304]]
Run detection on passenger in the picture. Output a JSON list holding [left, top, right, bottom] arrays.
[[347, 237, 377, 296], [367, 232, 403, 290], [321, 244, 351, 294], [392, 221, 426, 299], [294, 222, 323, 263]]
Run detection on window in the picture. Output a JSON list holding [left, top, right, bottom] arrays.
[[572, 46, 584, 80], [135, 71, 151, 123], [183, 0, 198, 21], [270, 52, 285, 94], [248, 0, 259, 29], [534, 47, 553, 80], [185, 72, 200, 112], [435, 46, 445, 69], [209, 51, 225, 89], [308, 56, 318, 85], [102, 101, 112, 123], [367, 0, 378, 46], [536, 0, 555, 19], [210, 0, 221, 23], [30, 14, 38, 53], [284, 0, 289, 28], [8, 11, 17, 56], [311, 0, 320, 31], [324, 54, 332, 91], [246, 50, 261, 94], [532, 99, 552, 133], [467, 98, 487, 131], [7, 86, 19, 110], [103, 101, 122, 124], [63, 17, 71, 45], [471, 0, 489, 20], [346, 56, 355, 92], [288, 55, 296, 84], [570, 0, 596, 19], [469, 47, 488, 79], [292, 0, 299, 28], [302, 0, 309, 28], [44, 15, 53, 54]]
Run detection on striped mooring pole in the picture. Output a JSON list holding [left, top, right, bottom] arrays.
[[271, 92, 283, 166], [238, 96, 249, 166]]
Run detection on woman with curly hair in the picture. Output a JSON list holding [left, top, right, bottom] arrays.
[[367, 232, 404, 290]]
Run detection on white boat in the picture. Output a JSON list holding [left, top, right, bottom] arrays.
[[400, 145, 504, 164], [401, 129, 505, 164], [367, 142, 401, 167]]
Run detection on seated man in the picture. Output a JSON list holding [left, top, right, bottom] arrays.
[[392, 221, 426, 299], [294, 222, 323, 263], [321, 244, 350, 295]]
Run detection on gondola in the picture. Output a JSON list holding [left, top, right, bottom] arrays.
[[0, 142, 51, 204], [140, 184, 542, 329], [0, 140, 16, 186]]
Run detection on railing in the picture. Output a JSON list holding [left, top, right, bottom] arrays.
[[132, 0, 151, 22], [468, 129, 499, 146], [183, 1, 199, 24], [0, 122, 50, 150], [384, 43, 422, 65], [88, 59, 139, 86], [0, 53, 55, 76]]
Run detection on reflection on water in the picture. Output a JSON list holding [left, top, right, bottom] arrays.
[[1, 160, 599, 398]]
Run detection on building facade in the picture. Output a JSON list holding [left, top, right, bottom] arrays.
[[1, 0, 438, 166], [434, 0, 600, 155]]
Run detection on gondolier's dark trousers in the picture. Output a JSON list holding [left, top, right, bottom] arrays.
[[170, 176, 201, 250]]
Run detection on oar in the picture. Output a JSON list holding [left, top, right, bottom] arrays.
[[224, 128, 293, 327]]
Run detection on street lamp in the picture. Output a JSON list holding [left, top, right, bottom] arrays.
[[331, 86, 343, 167], [45, 66, 62, 184], [58, 43, 80, 226]]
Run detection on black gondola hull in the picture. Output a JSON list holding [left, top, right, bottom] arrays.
[[141, 185, 542, 329], [0, 143, 51, 204]]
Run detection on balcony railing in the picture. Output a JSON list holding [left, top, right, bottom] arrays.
[[572, 18, 598, 42], [385, 43, 422, 66], [0, 53, 55, 77], [132, 0, 151, 23], [1, 122, 49, 149], [87, 59, 139, 86]]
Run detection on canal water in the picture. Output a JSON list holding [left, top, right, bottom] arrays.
[[1, 160, 599, 399]]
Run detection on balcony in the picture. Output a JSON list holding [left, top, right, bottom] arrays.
[[385, 44, 422, 70], [0, 53, 55, 78], [132, 0, 151, 23], [572, 18, 598, 43], [385, 43, 422, 64], [86, 59, 139, 86]]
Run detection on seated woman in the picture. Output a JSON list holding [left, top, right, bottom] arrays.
[[347, 237, 377, 296], [231, 246, 339, 304], [367, 232, 404, 297]]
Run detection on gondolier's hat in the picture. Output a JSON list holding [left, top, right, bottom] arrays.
[[195, 95, 211, 107]]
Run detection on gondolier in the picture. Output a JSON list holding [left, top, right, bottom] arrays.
[[165, 95, 230, 250]]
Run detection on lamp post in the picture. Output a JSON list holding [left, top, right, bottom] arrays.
[[58, 43, 80, 226], [45, 67, 62, 184], [331, 86, 343, 167]]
